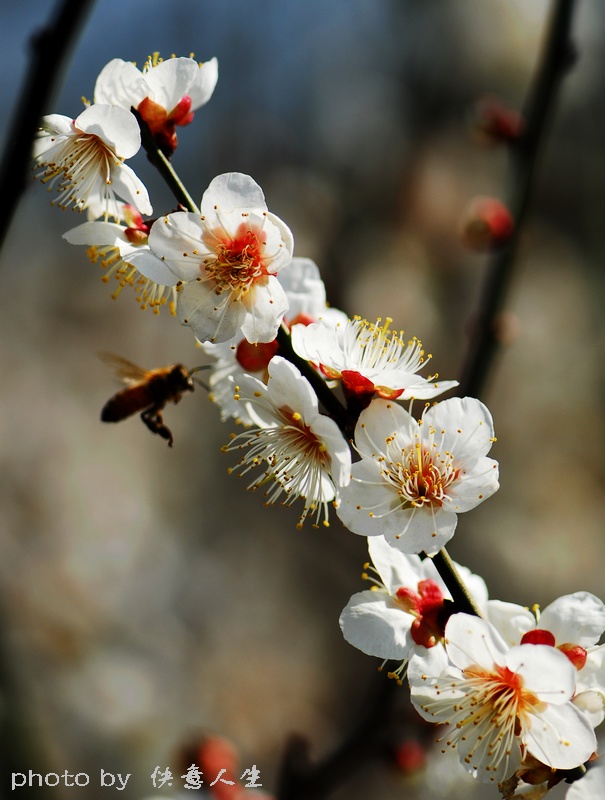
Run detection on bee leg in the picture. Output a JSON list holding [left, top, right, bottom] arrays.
[[141, 407, 174, 447]]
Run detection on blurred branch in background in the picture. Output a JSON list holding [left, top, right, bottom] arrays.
[[276, 1, 578, 797], [0, 0, 96, 791], [0, 0, 96, 252], [458, 0, 577, 399]]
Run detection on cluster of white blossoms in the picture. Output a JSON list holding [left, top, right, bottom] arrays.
[[343, 536, 605, 792], [35, 51, 605, 799]]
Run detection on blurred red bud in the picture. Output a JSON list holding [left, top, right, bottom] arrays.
[[393, 739, 426, 775], [462, 196, 514, 251], [473, 94, 525, 144]]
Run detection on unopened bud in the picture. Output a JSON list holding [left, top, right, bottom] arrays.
[[558, 642, 588, 670], [521, 628, 556, 647], [462, 196, 514, 251], [393, 739, 426, 775], [236, 339, 279, 372], [473, 95, 525, 144]]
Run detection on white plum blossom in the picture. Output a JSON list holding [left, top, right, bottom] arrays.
[[223, 356, 351, 528], [336, 397, 499, 555], [34, 104, 152, 217], [291, 316, 458, 401], [201, 257, 347, 423], [63, 202, 177, 313], [408, 613, 597, 784], [487, 592, 605, 728], [339, 536, 488, 680], [94, 53, 218, 154], [147, 172, 294, 345]]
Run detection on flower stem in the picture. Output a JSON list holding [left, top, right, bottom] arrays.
[[276, 325, 356, 439], [431, 547, 483, 617], [133, 109, 201, 215], [458, 0, 577, 399]]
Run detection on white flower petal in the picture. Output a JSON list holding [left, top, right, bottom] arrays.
[[485, 600, 535, 646], [239, 277, 288, 344], [367, 537, 426, 595], [355, 399, 415, 458], [506, 643, 576, 701], [384, 508, 458, 556], [148, 212, 210, 281], [63, 221, 127, 247], [124, 249, 180, 286], [444, 613, 508, 669], [94, 58, 147, 108], [108, 161, 152, 216], [339, 590, 414, 660], [523, 702, 596, 771], [539, 592, 605, 647], [265, 356, 318, 419], [201, 172, 267, 215], [187, 57, 219, 108], [177, 279, 246, 344], [141, 57, 201, 110], [446, 458, 500, 512], [75, 104, 141, 159], [424, 397, 496, 464]]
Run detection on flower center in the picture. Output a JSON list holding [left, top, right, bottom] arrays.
[[39, 130, 120, 212], [393, 442, 459, 509], [224, 403, 335, 529], [277, 408, 329, 466], [427, 663, 543, 781], [204, 223, 268, 299]]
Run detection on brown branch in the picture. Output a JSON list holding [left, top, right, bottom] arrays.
[[0, 0, 97, 254], [458, 0, 577, 399]]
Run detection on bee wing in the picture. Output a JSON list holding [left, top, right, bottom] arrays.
[[98, 352, 151, 385]]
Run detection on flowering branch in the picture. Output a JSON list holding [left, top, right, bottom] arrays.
[[0, 0, 96, 252], [30, 11, 605, 798], [458, 0, 577, 399]]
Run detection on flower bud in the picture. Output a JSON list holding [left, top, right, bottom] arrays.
[[473, 94, 525, 144], [462, 196, 514, 251], [393, 739, 426, 775]]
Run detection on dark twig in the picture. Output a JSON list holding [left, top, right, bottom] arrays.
[[277, 675, 399, 800], [276, 325, 355, 437], [0, 0, 96, 253], [458, 0, 577, 399], [432, 547, 483, 617]]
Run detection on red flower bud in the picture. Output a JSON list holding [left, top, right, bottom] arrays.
[[473, 95, 525, 144], [462, 196, 514, 251]]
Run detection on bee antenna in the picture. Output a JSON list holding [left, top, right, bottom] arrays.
[[188, 365, 211, 375], [192, 376, 210, 391]]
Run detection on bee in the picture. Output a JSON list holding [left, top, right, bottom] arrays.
[[99, 353, 206, 447]]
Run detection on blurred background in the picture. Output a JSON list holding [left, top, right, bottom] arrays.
[[1, 1, 605, 797]]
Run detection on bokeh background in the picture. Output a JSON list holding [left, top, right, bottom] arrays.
[[1, 1, 605, 798]]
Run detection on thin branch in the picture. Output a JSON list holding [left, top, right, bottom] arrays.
[[0, 0, 97, 253], [431, 547, 483, 617], [458, 0, 577, 399], [277, 675, 400, 800], [134, 109, 201, 214], [276, 325, 355, 437]]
